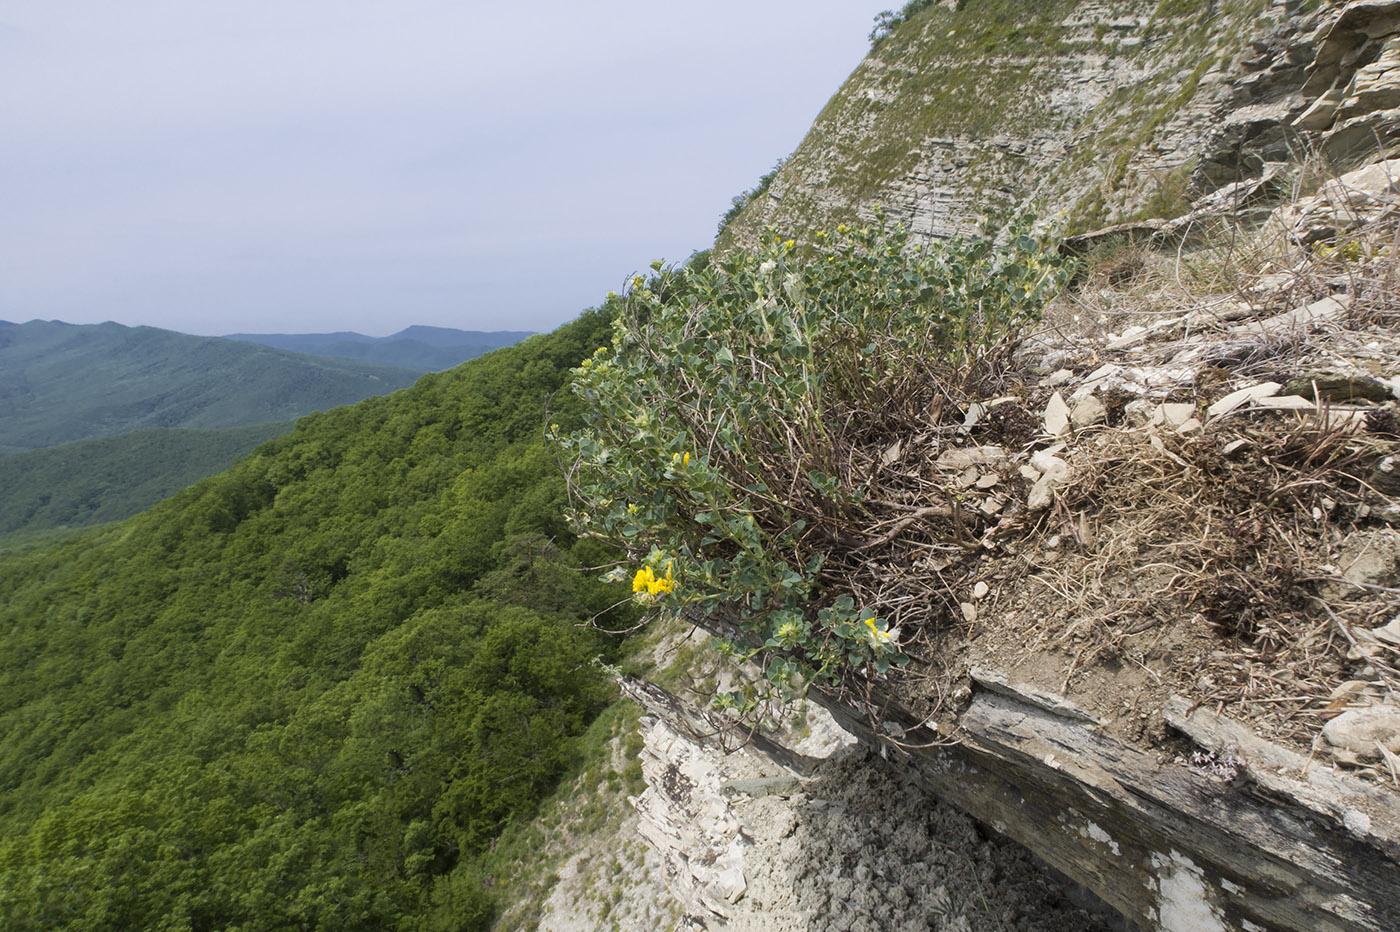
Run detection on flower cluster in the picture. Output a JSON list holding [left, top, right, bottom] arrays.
[[863, 617, 899, 647], [1190, 745, 1247, 784], [632, 561, 675, 604]]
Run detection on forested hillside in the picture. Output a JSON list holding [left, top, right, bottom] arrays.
[[0, 309, 636, 931], [0, 422, 293, 535], [0, 319, 421, 453]]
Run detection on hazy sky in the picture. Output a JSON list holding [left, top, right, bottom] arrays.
[[1, 3, 881, 336]]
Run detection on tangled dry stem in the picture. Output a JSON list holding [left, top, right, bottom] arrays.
[[809, 216, 1400, 756]]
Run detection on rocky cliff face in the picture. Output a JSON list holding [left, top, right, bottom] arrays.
[[619, 4, 1400, 931], [607, 676, 1126, 932], [719, 0, 1400, 248]]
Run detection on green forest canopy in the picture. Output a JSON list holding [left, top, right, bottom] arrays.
[[0, 308, 636, 932], [0, 422, 294, 536]]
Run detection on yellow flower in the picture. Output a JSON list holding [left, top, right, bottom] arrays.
[[863, 617, 895, 645], [632, 561, 676, 601]]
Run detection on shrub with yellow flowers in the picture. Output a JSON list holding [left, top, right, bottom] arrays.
[[558, 216, 1069, 714]]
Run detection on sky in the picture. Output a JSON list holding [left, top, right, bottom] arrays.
[[0, 3, 882, 337]]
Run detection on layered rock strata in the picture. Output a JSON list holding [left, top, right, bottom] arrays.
[[722, 0, 1400, 249]]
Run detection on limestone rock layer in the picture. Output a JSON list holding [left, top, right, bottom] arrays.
[[720, 0, 1400, 247]]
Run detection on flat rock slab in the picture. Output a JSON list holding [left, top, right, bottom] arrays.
[[1229, 295, 1352, 337]]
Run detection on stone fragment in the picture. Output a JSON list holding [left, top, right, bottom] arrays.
[[718, 865, 747, 903], [1255, 395, 1316, 410], [960, 601, 978, 623], [1070, 394, 1106, 430], [936, 445, 1008, 469], [1343, 807, 1373, 837], [1228, 295, 1351, 337], [1044, 368, 1074, 387], [1330, 680, 1378, 702], [1106, 325, 1150, 350], [1369, 456, 1400, 495], [1328, 528, 1400, 600], [1206, 381, 1282, 419], [1151, 403, 1197, 430], [1373, 615, 1400, 647], [1123, 398, 1156, 427], [1321, 706, 1400, 760], [1282, 370, 1393, 403], [1343, 50, 1400, 124], [1030, 449, 1062, 473], [973, 581, 990, 600], [1027, 453, 1070, 511], [1074, 363, 1122, 398], [1175, 417, 1203, 436], [975, 472, 999, 489], [1293, 86, 1345, 131], [1043, 391, 1071, 438], [1270, 159, 1400, 244]]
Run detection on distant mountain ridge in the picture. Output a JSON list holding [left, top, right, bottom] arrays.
[[223, 326, 534, 371], [0, 319, 422, 455]]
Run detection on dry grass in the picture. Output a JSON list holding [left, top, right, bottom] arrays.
[[1050, 419, 1400, 738], [796, 200, 1400, 776]]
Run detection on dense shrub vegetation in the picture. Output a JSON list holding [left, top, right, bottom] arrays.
[[0, 310, 634, 931], [562, 221, 1069, 714], [869, 0, 937, 47]]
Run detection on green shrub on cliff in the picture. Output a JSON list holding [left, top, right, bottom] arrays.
[[561, 219, 1069, 714], [716, 158, 786, 236], [869, 0, 937, 47]]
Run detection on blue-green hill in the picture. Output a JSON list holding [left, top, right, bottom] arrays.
[[0, 319, 422, 454], [223, 326, 534, 371]]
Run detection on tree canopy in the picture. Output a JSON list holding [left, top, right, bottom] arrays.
[[0, 309, 634, 932]]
